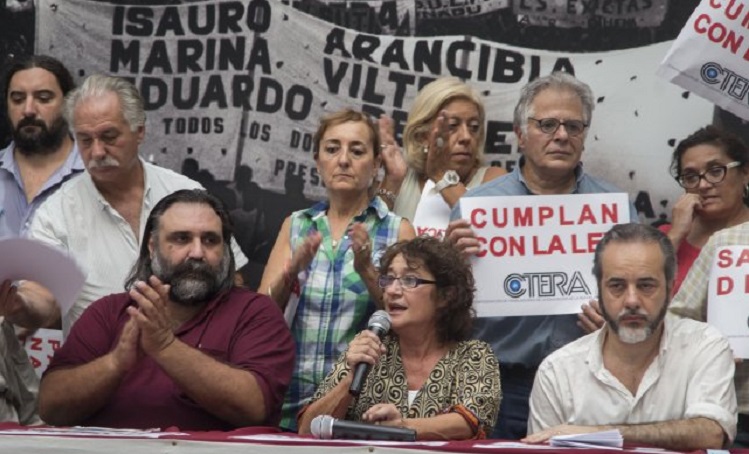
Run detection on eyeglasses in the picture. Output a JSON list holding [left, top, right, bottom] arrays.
[[528, 117, 588, 137], [377, 275, 437, 290], [676, 161, 741, 189]]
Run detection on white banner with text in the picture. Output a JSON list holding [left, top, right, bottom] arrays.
[[658, 0, 749, 121]]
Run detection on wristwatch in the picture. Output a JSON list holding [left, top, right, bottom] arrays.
[[434, 170, 460, 192]]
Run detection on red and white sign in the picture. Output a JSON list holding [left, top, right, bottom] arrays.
[[658, 0, 749, 121], [23, 329, 63, 377], [708, 245, 749, 358], [461, 193, 629, 317]]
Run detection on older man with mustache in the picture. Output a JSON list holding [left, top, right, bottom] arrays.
[[0, 74, 248, 335]]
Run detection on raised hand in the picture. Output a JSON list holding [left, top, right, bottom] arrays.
[[109, 317, 141, 374], [378, 114, 407, 186], [287, 231, 322, 277], [424, 110, 452, 182], [127, 276, 176, 356], [349, 222, 373, 273]]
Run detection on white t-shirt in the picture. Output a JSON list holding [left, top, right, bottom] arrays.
[[407, 390, 418, 407]]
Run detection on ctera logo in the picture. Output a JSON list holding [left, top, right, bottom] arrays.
[[700, 62, 749, 104], [504, 272, 591, 298]]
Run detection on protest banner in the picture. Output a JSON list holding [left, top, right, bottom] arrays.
[[36, 0, 706, 217], [514, 0, 669, 28], [461, 193, 629, 317], [658, 0, 749, 122], [707, 245, 749, 358], [417, 0, 509, 20]]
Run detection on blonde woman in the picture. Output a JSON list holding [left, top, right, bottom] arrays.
[[377, 77, 506, 222]]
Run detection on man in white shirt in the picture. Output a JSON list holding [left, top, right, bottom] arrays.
[[524, 223, 736, 451], [1, 74, 248, 334]]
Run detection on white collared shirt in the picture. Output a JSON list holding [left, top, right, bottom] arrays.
[[28, 160, 248, 334], [528, 317, 738, 442]]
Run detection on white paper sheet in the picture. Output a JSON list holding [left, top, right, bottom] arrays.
[[0, 237, 85, 318]]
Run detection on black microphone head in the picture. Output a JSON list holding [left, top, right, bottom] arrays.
[[368, 310, 391, 334], [310, 414, 334, 439]]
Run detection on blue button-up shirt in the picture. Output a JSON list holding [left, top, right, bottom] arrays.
[[0, 141, 84, 238]]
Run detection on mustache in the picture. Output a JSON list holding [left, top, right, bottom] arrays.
[[88, 156, 120, 169], [16, 116, 48, 131], [168, 259, 215, 279], [616, 307, 648, 319]]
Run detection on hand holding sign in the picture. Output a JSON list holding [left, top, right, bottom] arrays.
[[577, 299, 605, 333], [445, 219, 482, 259]]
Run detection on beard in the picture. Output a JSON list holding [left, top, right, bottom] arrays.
[[601, 299, 668, 344], [150, 248, 231, 306], [12, 115, 69, 155]]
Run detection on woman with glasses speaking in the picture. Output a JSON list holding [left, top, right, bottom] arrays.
[[662, 125, 749, 294], [298, 237, 501, 440]]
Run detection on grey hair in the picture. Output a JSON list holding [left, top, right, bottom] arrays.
[[513, 72, 594, 135], [592, 223, 676, 298], [65, 74, 145, 132]]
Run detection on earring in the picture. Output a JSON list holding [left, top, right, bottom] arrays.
[[744, 183, 749, 199], [422, 144, 429, 154]]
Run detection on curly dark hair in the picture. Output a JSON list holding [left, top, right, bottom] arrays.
[[670, 125, 749, 206], [378, 236, 475, 344]]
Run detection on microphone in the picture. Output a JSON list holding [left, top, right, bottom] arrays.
[[310, 415, 416, 441], [349, 310, 391, 396]]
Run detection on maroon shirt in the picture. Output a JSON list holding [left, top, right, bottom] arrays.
[[46, 287, 294, 430]]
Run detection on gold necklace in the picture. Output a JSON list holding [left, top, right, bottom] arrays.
[[331, 235, 347, 248]]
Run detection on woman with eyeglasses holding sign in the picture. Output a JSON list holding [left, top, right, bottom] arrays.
[[298, 237, 501, 440], [376, 77, 506, 223], [662, 125, 749, 294]]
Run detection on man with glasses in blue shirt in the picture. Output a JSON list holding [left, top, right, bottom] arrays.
[[447, 72, 638, 440]]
